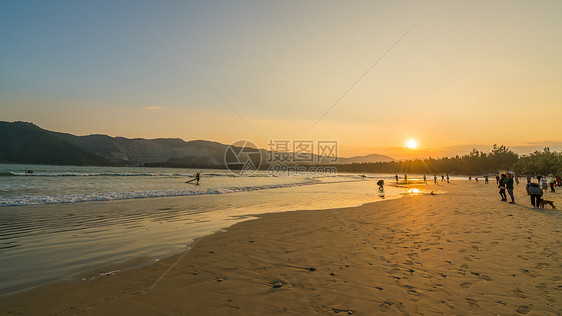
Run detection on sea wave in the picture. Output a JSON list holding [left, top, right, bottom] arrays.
[[3, 172, 266, 178], [0, 179, 324, 206]]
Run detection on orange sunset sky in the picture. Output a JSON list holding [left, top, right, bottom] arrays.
[[1, 1, 561, 159]]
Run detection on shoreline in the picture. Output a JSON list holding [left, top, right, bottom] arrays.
[[0, 179, 404, 297], [1, 181, 560, 315]]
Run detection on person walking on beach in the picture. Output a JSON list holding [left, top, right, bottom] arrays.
[[515, 176, 519, 185], [540, 176, 548, 192], [548, 175, 556, 193], [485, 175, 489, 184], [469, 176, 472, 181], [434, 174, 437, 184], [395, 175, 399, 183], [526, 179, 543, 208], [556, 175, 562, 187], [404, 174, 408, 184], [496, 175, 500, 185], [446, 174, 450, 183], [442, 174, 445, 182], [499, 174, 507, 201], [506, 173, 515, 204], [423, 175, 426, 183], [195, 172, 201, 185]]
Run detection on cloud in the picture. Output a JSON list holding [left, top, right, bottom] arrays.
[[143, 106, 161, 110]]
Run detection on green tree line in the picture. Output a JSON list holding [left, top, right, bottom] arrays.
[[511, 148, 562, 175], [334, 145, 561, 176]]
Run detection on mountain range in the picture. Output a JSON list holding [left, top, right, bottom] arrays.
[[0, 121, 394, 167]]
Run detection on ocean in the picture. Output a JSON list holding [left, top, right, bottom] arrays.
[[0, 164, 442, 296]]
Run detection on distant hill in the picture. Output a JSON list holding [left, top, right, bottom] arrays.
[[338, 153, 395, 164], [52, 131, 229, 167], [0, 122, 114, 166], [0, 121, 395, 168]]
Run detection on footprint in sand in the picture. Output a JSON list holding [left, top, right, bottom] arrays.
[[440, 300, 454, 309], [460, 282, 472, 289], [406, 288, 419, 296], [536, 262, 549, 269], [535, 283, 547, 289], [514, 289, 526, 298], [332, 308, 354, 314], [516, 306, 531, 314], [378, 301, 395, 312], [266, 281, 284, 288], [479, 274, 493, 281], [466, 298, 479, 309]]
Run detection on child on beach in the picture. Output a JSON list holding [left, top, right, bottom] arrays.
[[499, 174, 507, 201], [505, 174, 515, 204], [540, 177, 548, 192], [548, 175, 556, 193]]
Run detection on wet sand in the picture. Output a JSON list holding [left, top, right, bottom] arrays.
[[1, 181, 560, 315]]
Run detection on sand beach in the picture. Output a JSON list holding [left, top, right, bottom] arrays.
[[0, 180, 560, 315]]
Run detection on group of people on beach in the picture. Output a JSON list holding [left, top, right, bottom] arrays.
[[495, 173, 559, 208], [393, 171, 558, 209], [394, 174, 450, 184], [497, 173, 516, 204]]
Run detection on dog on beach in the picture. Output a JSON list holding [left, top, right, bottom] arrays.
[[539, 199, 556, 209]]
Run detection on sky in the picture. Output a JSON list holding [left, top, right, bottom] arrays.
[[1, 0, 561, 159]]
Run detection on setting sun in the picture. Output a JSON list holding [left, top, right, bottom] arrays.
[[406, 139, 418, 149]]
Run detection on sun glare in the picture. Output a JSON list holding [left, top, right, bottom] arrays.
[[406, 139, 418, 149]]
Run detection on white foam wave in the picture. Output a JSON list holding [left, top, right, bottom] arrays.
[[0, 179, 324, 206], [5, 171, 278, 178]]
